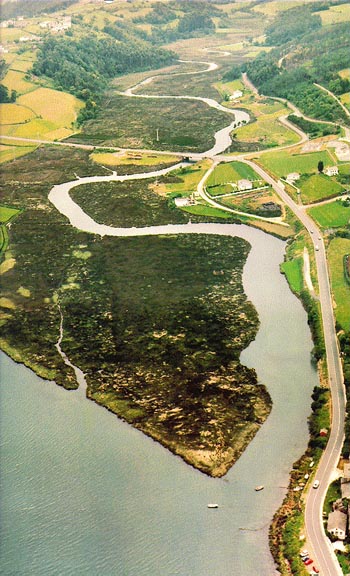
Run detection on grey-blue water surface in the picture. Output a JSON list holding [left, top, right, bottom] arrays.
[[0, 225, 319, 575]]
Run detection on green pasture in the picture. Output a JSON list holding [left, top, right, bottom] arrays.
[[182, 204, 233, 219], [0, 206, 21, 224], [207, 161, 260, 186], [162, 161, 212, 196], [258, 149, 333, 178], [339, 163, 350, 175], [280, 258, 303, 294], [327, 237, 350, 330], [300, 173, 344, 204], [308, 200, 350, 228]]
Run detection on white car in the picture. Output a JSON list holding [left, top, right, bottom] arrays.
[[313, 480, 320, 489]]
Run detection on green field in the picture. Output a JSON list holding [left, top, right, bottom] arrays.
[[308, 200, 350, 228], [280, 258, 303, 294], [258, 149, 333, 178], [299, 173, 344, 204], [0, 206, 22, 224], [328, 237, 350, 330], [207, 161, 260, 186]]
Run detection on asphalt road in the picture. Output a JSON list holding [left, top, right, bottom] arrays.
[[242, 159, 346, 576]]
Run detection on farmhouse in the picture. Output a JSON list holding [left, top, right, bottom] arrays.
[[286, 172, 300, 183], [174, 196, 195, 207], [325, 166, 339, 176], [327, 510, 347, 540], [230, 90, 243, 100], [237, 179, 253, 191]]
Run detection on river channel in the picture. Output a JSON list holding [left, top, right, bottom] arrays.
[[0, 220, 319, 576]]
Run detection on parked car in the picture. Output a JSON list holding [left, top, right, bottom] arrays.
[[313, 479, 320, 488], [304, 558, 313, 566]]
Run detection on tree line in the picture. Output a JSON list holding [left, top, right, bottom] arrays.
[[224, 15, 350, 125], [32, 34, 175, 124]]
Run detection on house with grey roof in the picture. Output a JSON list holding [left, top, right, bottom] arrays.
[[327, 510, 347, 540]]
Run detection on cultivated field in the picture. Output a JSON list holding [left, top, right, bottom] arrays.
[[207, 161, 260, 186], [2, 70, 36, 94], [0, 206, 22, 224], [299, 173, 344, 204], [0, 103, 35, 124], [308, 200, 350, 228], [18, 87, 83, 127], [91, 151, 179, 168], [257, 149, 334, 178]]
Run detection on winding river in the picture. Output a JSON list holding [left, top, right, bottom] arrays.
[[0, 59, 319, 575]]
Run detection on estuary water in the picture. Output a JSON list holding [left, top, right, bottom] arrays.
[[0, 224, 319, 576]]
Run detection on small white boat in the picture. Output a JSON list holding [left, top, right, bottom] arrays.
[[255, 485, 264, 492], [207, 503, 219, 508]]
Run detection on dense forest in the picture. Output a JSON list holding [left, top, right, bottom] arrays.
[[224, 5, 350, 124], [32, 35, 175, 123]]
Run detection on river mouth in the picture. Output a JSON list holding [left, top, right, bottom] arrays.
[[0, 221, 317, 576]]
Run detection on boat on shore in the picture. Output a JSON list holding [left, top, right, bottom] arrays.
[[255, 485, 264, 492], [207, 503, 219, 508]]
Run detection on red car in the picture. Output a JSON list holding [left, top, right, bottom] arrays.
[[304, 558, 313, 566]]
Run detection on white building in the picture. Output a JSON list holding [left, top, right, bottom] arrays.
[[286, 172, 300, 183], [174, 196, 195, 207], [325, 166, 339, 176], [327, 510, 347, 540], [230, 90, 243, 100], [237, 179, 253, 191]]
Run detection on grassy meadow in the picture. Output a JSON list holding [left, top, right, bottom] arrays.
[[299, 173, 344, 204], [0, 53, 83, 146], [327, 237, 350, 330], [280, 258, 303, 294], [18, 88, 83, 126], [207, 161, 261, 186], [257, 149, 334, 178], [91, 151, 180, 169], [308, 200, 350, 228], [1, 103, 35, 124]]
